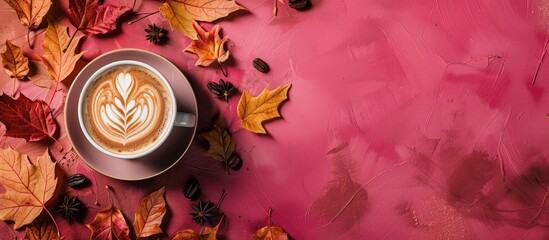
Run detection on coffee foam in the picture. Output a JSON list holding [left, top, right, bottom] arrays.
[[82, 65, 173, 156]]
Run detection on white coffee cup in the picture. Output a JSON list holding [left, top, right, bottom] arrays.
[[78, 60, 195, 159]]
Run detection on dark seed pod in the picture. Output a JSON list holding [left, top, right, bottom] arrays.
[[67, 174, 88, 188], [288, 0, 311, 11], [252, 58, 270, 73], [208, 79, 236, 102], [228, 154, 242, 170], [184, 176, 200, 200]]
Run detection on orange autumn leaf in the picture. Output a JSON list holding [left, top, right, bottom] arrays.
[[185, 22, 229, 67], [133, 186, 167, 238], [1, 40, 29, 79], [87, 204, 130, 240], [173, 216, 223, 240], [0, 148, 57, 229], [41, 21, 85, 82], [251, 226, 288, 240], [160, 0, 245, 40], [24, 214, 62, 240], [4, 0, 52, 30], [237, 83, 291, 134]]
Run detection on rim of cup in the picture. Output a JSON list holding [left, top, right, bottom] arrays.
[[77, 60, 177, 159]]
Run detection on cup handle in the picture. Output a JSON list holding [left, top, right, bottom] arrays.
[[174, 112, 196, 127]]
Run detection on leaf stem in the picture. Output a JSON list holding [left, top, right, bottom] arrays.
[[63, 30, 78, 53], [12, 78, 16, 98], [105, 185, 114, 205], [217, 61, 227, 77], [132, 0, 137, 10], [268, 208, 272, 226], [532, 38, 549, 85], [216, 190, 227, 209], [27, 28, 33, 49], [273, 0, 278, 16], [43, 207, 61, 237], [128, 11, 159, 25]]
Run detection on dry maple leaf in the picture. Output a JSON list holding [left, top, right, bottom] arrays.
[[28, 60, 53, 88], [201, 117, 235, 162], [87, 204, 130, 240], [24, 214, 63, 240], [0, 148, 57, 229], [1, 40, 29, 79], [173, 215, 223, 240], [41, 21, 85, 82], [237, 83, 292, 134], [133, 186, 167, 238], [160, 0, 245, 40], [4, 0, 52, 48], [67, 0, 130, 36], [251, 226, 288, 240], [185, 22, 229, 67], [0, 93, 57, 141]]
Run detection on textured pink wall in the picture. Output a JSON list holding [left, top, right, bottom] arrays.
[[1, 0, 549, 239]]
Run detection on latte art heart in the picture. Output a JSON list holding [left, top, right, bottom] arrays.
[[82, 66, 171, 155]]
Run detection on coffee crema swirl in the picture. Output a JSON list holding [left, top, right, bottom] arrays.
[[83, 66, 172, 155]]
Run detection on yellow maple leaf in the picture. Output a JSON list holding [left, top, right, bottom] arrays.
[[237, 83, 292, 134], [1, 40, 29, 79], [185, 22, 229, 67], [159, 0, 245, 40], [0, 147, 57, 229], [41, 20, 85, 82]]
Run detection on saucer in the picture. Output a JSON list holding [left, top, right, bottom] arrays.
[[65, 49, 198, 181]]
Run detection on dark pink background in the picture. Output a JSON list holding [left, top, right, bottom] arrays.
[[2, 0, 549, 239]]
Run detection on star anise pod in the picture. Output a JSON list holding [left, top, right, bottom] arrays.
[[190, 200, 217, 226], [56, 195, 84, 222], [145, 24, 167, 45], [208, 79, 236, 102]]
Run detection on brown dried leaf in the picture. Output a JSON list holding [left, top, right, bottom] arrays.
[[24, 214, 62, 240], [1, 40, 29, 79], [86, 204, 130, 240], [28, 60, 52, 88], [4, 0, 52, 29], [201, 117, 235, 162], [133, 186, 166, 238]]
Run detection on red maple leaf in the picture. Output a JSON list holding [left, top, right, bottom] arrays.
[[67, 0, 130, 36], [0, 93, 57, 142]]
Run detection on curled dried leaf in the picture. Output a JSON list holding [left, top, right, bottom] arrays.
[[133, 186, 167, 238], [185, 22, 230, 67]]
